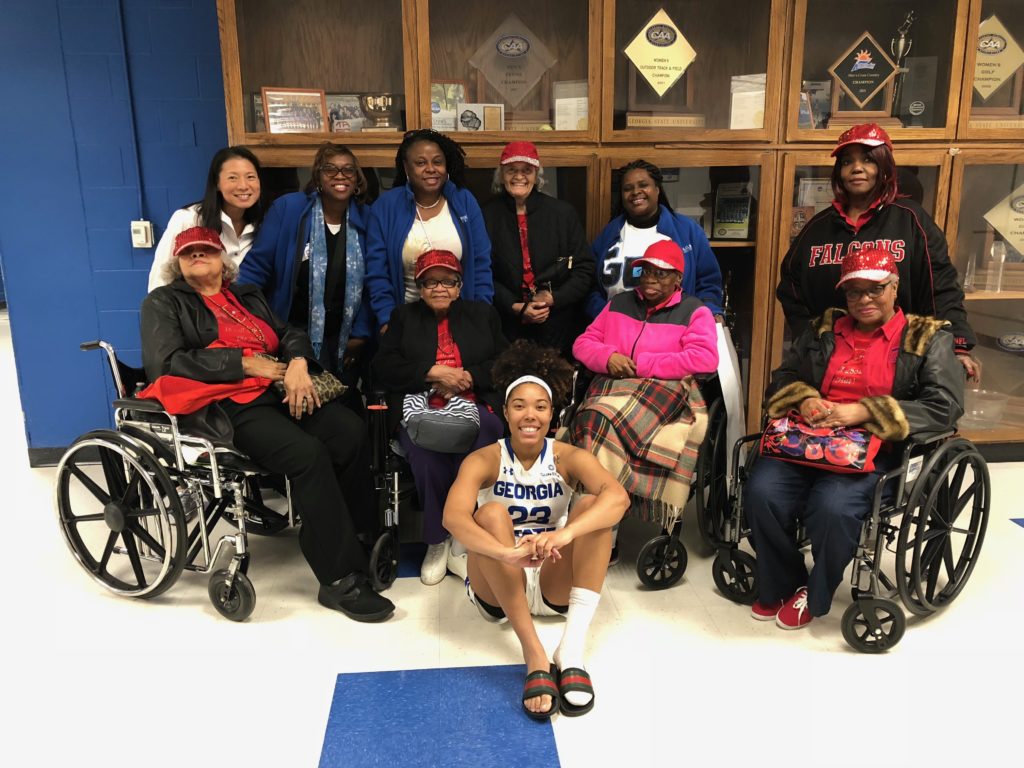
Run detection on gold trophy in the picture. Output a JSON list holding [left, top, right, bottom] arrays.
[[359, 93, 398, 129]]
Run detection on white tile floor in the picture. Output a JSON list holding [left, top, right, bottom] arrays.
[[3, 310, 1022, 768]]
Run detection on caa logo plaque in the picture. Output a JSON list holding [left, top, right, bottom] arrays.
[[646, 24, 676, 47], [978, 34, 1007, 55], [1010, 196, 1024, 214], [496, 35, 530, 58]]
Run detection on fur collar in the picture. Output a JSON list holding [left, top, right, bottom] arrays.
[[812, 309, 949, 355]]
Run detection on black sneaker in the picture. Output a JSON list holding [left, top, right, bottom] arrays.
[[318, 573, 395, 622]]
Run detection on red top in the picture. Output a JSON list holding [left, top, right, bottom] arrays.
[[832, 196, 885, 234], [822, 309, 906, 403], [518, 212, 535, 296], [138, 288, 282, 414], [430, 316, 474, 407]]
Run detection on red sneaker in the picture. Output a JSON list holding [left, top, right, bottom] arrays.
[[775, 587, 812, 630], [750, 599, 783, 621]]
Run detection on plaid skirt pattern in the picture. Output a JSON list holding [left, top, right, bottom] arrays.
[[569, 375, 708, 528]]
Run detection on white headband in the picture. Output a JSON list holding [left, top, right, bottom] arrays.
[[505, 375, 552, 402]]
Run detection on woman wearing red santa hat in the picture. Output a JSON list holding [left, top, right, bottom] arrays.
[[747, 246, 963, 631], [777, 122, 980, 381]]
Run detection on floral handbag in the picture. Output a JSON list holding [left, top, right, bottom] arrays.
[[759, 410, 883, 473]]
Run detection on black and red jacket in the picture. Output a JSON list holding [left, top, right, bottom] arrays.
[[777, 198, 975, 352]]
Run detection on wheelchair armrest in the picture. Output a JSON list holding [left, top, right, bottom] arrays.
[[114, 397, 165, 413]]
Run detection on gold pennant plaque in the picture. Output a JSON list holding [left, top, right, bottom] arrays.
[[624, 8, 696, 99], [984, 183, 1024, 257], [974, 15, 1024, 101]]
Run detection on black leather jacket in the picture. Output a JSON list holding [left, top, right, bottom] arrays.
[[765, 309, 964, 441], [141, 279, 317, 385]]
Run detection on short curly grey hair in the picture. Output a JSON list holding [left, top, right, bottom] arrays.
[[491, 164, 546, 194], [161, 251, 238, 284]]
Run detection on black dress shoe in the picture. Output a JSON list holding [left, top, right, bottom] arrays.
[[318, 573, 395, 622]]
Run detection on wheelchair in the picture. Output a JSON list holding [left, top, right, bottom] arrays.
[[558, 367, 730, 590], [55, 341, 399, 622], [710, 428, 990, 652]]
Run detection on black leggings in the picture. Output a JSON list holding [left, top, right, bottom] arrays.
[[221, 393, 372, 584]]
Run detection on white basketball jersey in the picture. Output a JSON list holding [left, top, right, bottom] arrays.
[[477, 438, 572, 537]]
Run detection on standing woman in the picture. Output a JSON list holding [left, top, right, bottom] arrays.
[[586, 159, 723, 320], [148, 146, 263, 291], [237, 143, 373, 405], [777, 123, 979, 379], [481, 141, 594, 358], [365, 129, 493, 329]]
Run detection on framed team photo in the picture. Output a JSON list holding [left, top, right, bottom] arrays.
[[261, 87, 328, 134]]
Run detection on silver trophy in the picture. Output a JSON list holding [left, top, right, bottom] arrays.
[[359, 93, 397, 128], [890, 10, 916, 117]]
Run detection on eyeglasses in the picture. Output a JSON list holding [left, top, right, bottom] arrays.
[[636, 265, 677, 280], [321, 163, 357, 179], [844, 281, 894, 301], [418, 277, 461, 289]]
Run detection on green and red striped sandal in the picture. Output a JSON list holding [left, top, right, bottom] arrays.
[[557, 667, 594, 717], [521, 665, 559, 721]]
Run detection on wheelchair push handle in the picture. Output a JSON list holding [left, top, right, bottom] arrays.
[[80, 340, 104, 351]]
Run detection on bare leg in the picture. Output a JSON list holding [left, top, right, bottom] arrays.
[[466, 502, 553, 716]]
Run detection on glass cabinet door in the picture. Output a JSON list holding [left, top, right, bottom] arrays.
[[957, 0, 1024, 139], [603, 0, 785, 142], [770, 149, 951, 370], [424, 0, 595, 140], [787, 0, 969, 141], [947, 151, 1024, 447], [221, 0, 412, 142], [603, 152, 778, 430]]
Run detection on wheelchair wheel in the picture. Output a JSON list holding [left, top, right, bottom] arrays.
[[841, 598, 906, 653], [208, 568, 256, 621], [636, 534, 687, 589], [55, 431, 187, 599], [369, 530, 399, 592], [895, 439, 990, 617], [712, 549, 757, 605], [694, 397, 729, 552]]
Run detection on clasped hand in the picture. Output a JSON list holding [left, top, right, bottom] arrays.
[[504, 528, 574, 568], [799, 397, 867, 428], [428, 364, 473, 397], [282, 358, 319, 419], [606, 352, 637, 378]]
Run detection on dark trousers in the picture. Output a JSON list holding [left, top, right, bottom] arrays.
[[222, 394, 372, 584], [398, 405, 504, 544], [745, 453, 895, 616]]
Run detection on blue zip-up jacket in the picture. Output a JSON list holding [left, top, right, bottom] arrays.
[[365, 179, 493, 326], [236, 190, 373, 339], [586, 205, 724, 319]]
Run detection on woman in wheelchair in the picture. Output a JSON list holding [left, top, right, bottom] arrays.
[[442, 342, 629, 720], [570, 239, 719, 524], [140, 226, 395, 622], [371, 250, 507, 585], [747, 247, 964, 630]]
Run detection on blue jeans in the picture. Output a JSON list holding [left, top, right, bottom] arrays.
[[745, 453, 895, 616]]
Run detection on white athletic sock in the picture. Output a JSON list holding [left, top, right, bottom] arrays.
[[554, 587, 601, 707]]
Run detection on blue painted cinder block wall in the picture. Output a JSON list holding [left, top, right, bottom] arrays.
[[0, 0, 227, 463]]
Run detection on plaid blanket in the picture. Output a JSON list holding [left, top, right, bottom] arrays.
[[569, 375, 707, 528]]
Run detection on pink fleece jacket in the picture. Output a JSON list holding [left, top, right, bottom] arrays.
[[573, 289, 719, 379]]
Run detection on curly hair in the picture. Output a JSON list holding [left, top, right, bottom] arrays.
[[305, 141, 368, 202], [491, 340, 575, 406], [613, 159, 669, 219], [394, 129, 467, 188]]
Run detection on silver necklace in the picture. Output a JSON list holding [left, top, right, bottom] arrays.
[[415, 196, 443, 210]]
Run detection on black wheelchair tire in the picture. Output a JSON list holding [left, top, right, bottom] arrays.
[[636, 534, 687, 589], [711, 548, 758, 605], [841, 598, 906, 653], [369, 530, 399, 592], [208, 568, 256, 622], [694, 397, 729, 552]]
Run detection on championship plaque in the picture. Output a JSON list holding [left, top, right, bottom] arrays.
[[827, 31, 901, 127], [623, 8, 703, 128], [983, 183, 1024, 259], [972, 15, 1024, 118]]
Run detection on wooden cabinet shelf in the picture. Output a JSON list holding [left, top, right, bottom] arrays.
[[213, 0, 1024, 455]]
